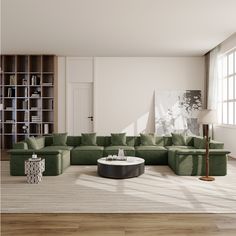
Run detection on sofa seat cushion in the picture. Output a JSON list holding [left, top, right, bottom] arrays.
[[165, 146, 195, 150], [71, 146, 104, 165], [135, 146, 166, 151], [104, 146, 135, 156], [135, 146, 168, 165], [74, 146, 104, 151], [41, 146, 74, 151]]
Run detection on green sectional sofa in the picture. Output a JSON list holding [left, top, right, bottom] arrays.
[[9, 135, 230, 177]]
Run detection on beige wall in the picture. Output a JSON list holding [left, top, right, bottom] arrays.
[[94, 57, 205, 135]]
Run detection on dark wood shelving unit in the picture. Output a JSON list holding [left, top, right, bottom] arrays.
[[0, 55, 57, 149]]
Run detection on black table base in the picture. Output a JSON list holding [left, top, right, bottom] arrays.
[[97, 162, 144, 179]]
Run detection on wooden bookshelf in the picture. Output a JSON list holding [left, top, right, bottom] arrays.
[[0, 55, 57, 149]]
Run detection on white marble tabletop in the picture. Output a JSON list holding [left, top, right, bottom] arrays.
[[97, 157, 144, 166]]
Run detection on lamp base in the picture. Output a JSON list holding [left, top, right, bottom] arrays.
[[199, 176, 215, 181]]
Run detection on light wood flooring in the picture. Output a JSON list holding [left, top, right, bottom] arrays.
[[2, 151, 236, 235], [2, 213, 236, 236]]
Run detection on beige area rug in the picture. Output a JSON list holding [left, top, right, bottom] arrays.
[[1, 160, 236, 213]]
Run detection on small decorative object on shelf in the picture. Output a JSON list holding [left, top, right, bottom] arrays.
[[9, 75, 16, 85], [22, 78, 28, 85], [22, 124, 28, 133]]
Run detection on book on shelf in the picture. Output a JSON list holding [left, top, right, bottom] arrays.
[[30, 107, 39, 110], [24, 111, 29, 122], [44, 124, 49, 134], [31, 94, 40, 98], [9, 75, 16, 85], [5, 107, 13, 110], [36, 124, 41, 134], [7, 87, 16, 97], [31, 75, 40, 85], [12, 124, 16, 133], [5, 120, 14, 123], [49, 99, 53, 109], [24, 87, 28, 97], [7, 88, 12, 97], [22, 99, 28, 110], [31, 115, 41, 122]]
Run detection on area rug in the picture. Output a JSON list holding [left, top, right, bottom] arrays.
[[1, 160, 236, 213]]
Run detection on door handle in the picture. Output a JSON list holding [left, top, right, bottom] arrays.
[[88, 116, 93, 121]]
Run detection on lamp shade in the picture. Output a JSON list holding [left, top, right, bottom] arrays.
[[198, 109, 218, 124]]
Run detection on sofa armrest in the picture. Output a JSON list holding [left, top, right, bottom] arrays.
[[13, 142, 28, 150], [176, 149, 230, 155], [209, 140, 224, 149], [8, 149, 63, 155]]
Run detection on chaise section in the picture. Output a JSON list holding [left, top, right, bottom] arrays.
[[71, 146, 104, 164], [104, 146, 135, 156], [135, 146, 168, 165], [9, 149, 69, 176], [168, 149, 230, 176]]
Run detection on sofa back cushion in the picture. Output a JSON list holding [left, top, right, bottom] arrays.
[[111, 133, 127, 146], [172, 133, 187, 146], [81, 133, 97, 146], [66, 136, 81, 146], [52, 133, 67, 146], [140, 133, 156, 146], [35, 136, 45, 149], [26, 137, 40, 150]]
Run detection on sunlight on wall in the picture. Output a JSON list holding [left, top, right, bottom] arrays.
[[122, 112, 149, 135]]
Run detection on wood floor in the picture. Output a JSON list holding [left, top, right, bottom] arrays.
[[1, 213, 236, 236], [2, 152, 236, 235]]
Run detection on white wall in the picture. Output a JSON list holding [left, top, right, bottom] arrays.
[[214, 33, 236, 157], [94, 57, 205, 135], [57, 57, 66, 132]]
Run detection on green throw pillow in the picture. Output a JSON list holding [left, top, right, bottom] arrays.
[[171, 133, 187, 146], [26, 136, 40, 150], [81, 133, 97, 146], [52, 133, 68, 146], [111, 133, 127, 146], [140, 133, 156, 146]]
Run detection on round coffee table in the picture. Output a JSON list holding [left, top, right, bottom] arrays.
[[97, 156, 145, 179]]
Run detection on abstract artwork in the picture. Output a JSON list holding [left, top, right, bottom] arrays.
[[155, 90, 202, 136]]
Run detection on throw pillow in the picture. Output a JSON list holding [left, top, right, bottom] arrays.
[[140, 133, 156, 146], [111, 133, 127, 146], [171, 133, 187, 146], [26, 136, 40, 150], [81, 133, 97, 146], [52, 133, 68, 146]]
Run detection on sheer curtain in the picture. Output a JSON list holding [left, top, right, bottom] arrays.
[[207, 47, 220, 110], [206, 46, 220, 138]]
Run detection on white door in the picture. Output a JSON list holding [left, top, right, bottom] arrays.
[[67, 83, 93, 135]]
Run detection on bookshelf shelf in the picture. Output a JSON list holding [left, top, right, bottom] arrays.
[[0, 55, 57, 149]]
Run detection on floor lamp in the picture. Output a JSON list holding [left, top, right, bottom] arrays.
[[198, 109, 218, 181]]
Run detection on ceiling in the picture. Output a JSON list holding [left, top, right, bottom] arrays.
[[1, 0, 236, 56]]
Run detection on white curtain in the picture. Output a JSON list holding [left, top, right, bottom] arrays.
[[207, 47, 220, 110]]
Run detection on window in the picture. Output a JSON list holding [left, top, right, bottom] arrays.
[[218, 48, 236, 125]]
